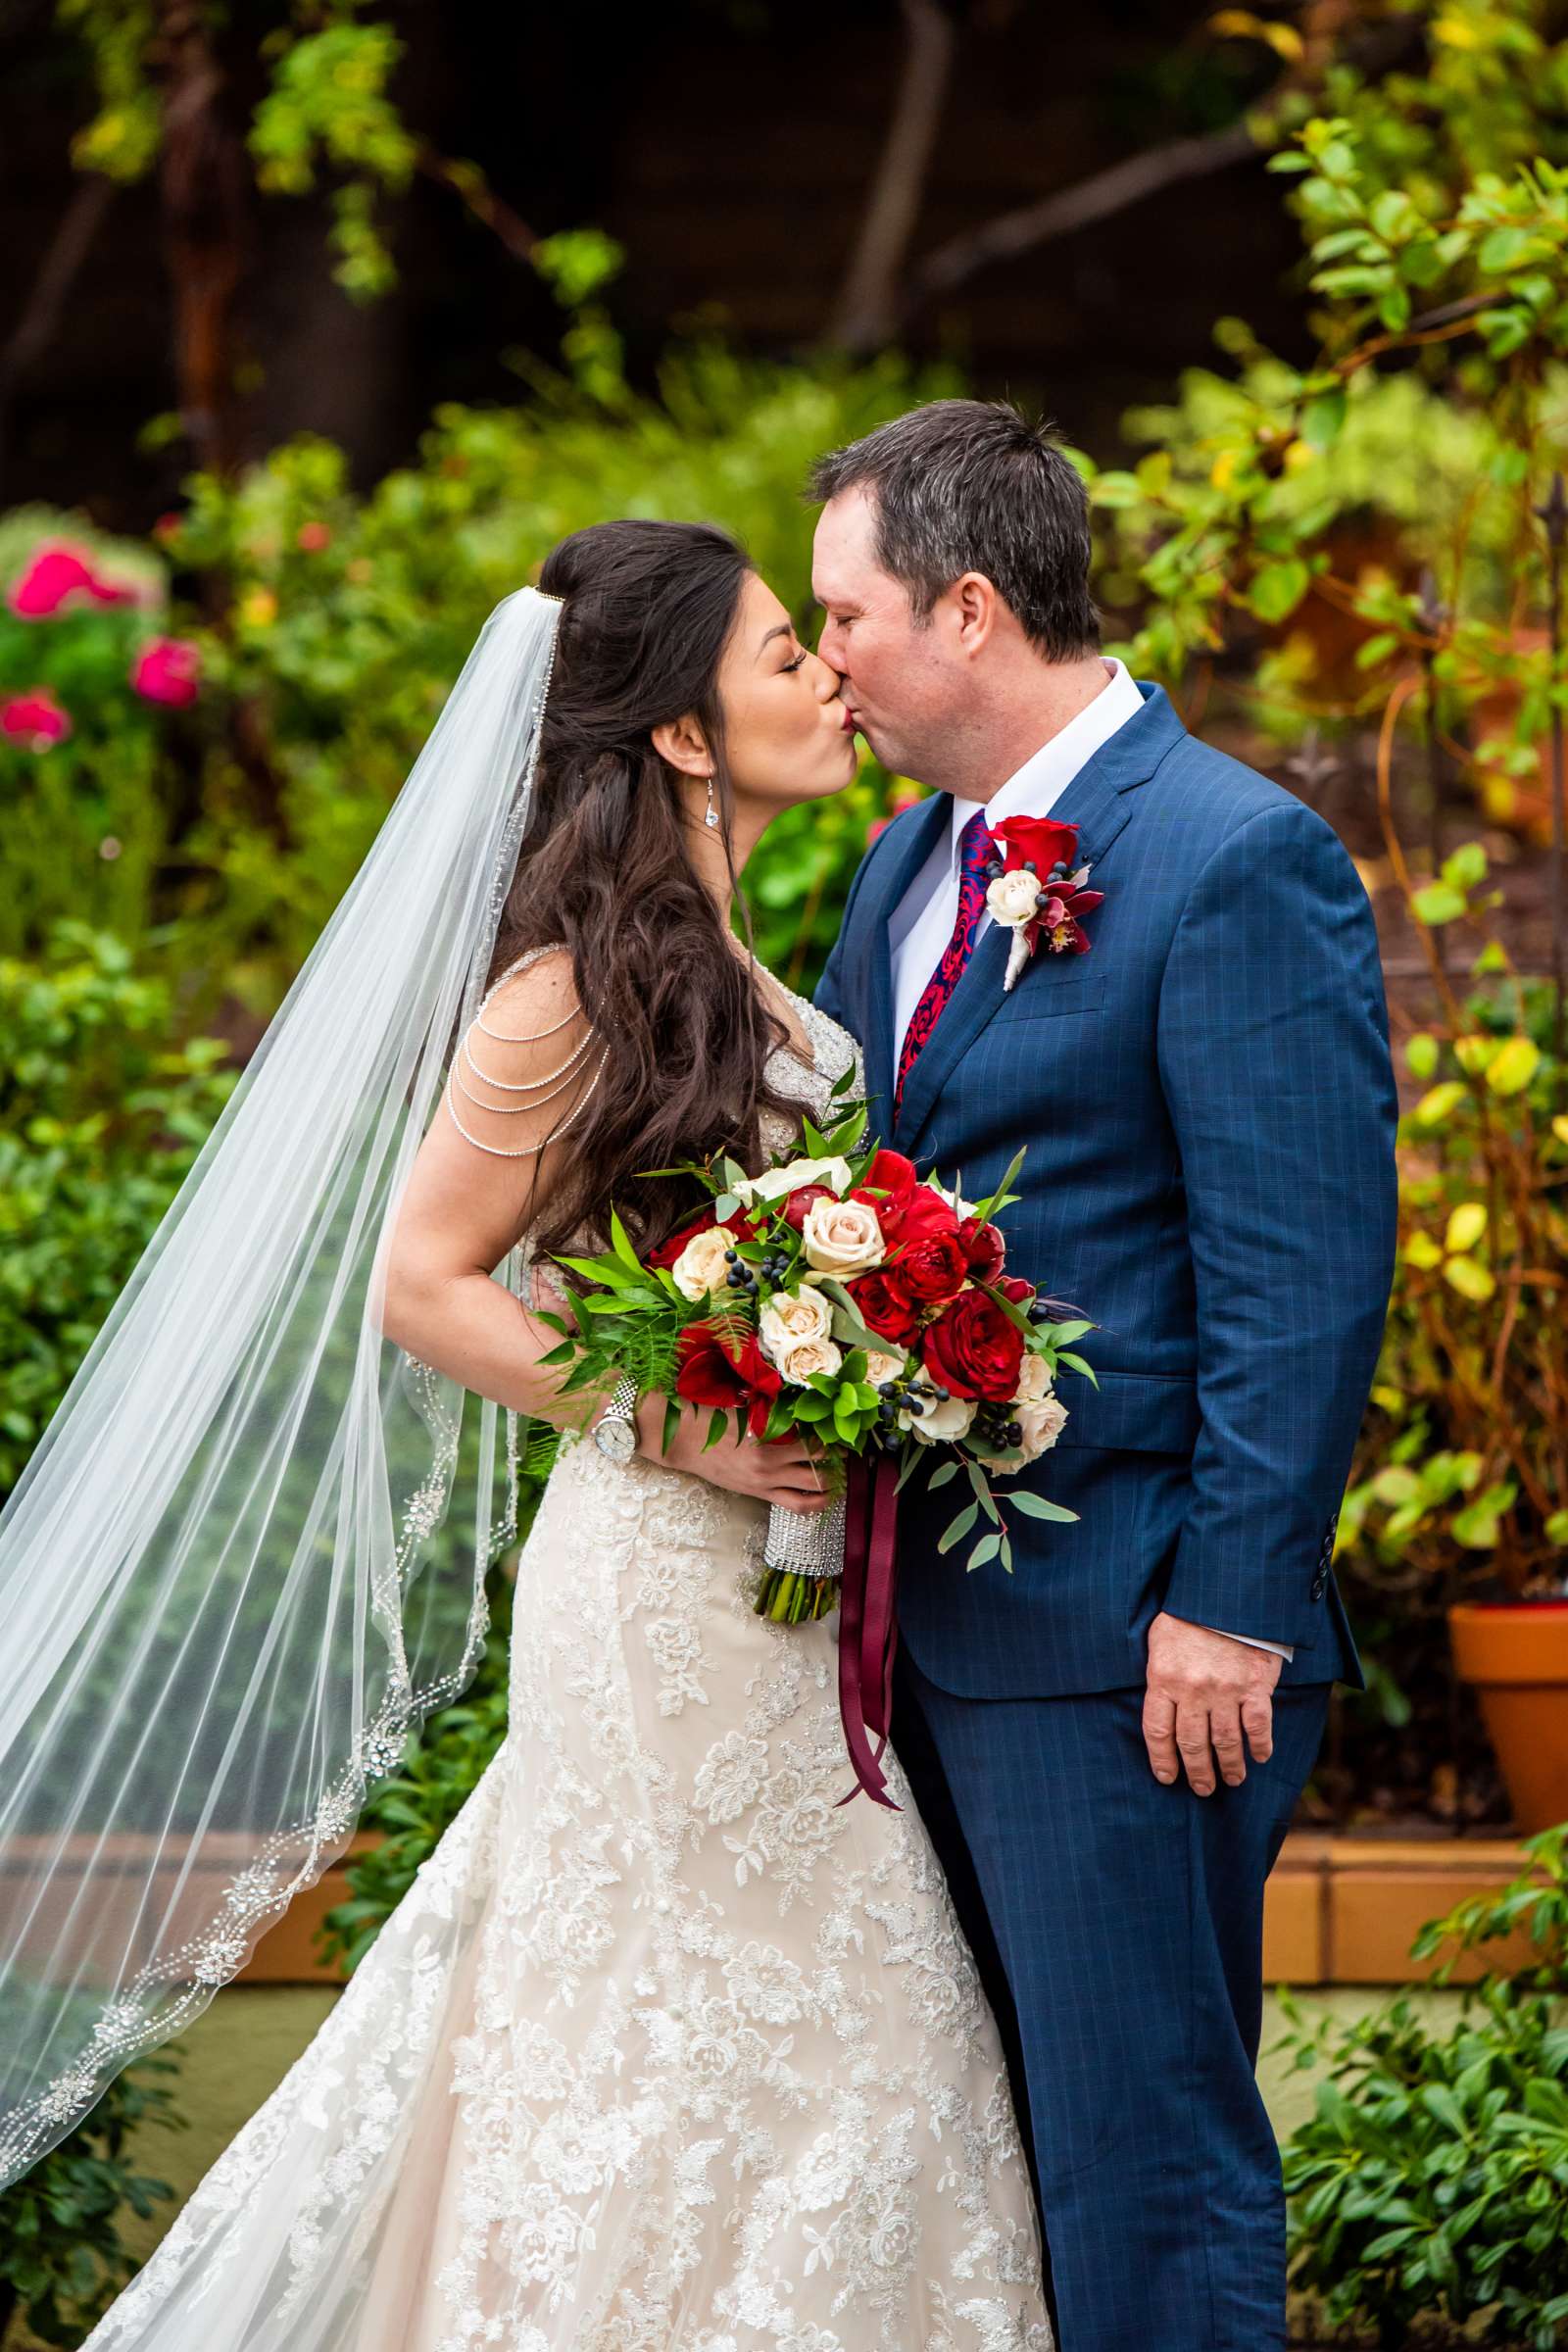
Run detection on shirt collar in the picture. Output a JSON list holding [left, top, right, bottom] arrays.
[[947, 657, 1144, 866]]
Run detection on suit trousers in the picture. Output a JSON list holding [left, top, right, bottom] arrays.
[[890, 1642, 1332, 2352]]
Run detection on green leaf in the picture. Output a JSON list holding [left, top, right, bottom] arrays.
[[967, 1532, 1002, 1570], [937, 1500, 980, 1553], [1413, 881, 1467, 925], [1248, 559, 1311, 624], [609, 1206, 642, 1275], [927, 1459, 960, 1490], [1008, 1489, 1079, 1523]]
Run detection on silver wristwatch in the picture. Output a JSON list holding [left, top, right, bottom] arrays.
[[592, 1373, 639, 1463]]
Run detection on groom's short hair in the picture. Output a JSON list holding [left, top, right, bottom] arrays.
[[809, 400, 1100, 662]]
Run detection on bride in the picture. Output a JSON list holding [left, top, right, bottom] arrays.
[[4, 518, 1052, 2348]]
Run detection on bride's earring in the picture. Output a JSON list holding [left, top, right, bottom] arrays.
[[705, 773, 720, 830]]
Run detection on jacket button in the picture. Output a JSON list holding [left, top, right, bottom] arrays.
[[1310, 1570, 1327, 1600]]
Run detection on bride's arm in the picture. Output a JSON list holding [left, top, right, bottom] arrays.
[[380, 951, 828, 1509], [379, 949, 605, 1427]]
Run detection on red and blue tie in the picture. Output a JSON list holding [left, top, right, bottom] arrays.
[[895, 808, 995, 1120]]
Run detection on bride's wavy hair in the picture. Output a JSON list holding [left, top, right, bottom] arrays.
[[485, 518, 808, 1257]]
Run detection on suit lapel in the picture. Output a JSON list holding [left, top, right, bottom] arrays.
[[893, 683, 1185, 1153], [857, 794, 949, 1136]]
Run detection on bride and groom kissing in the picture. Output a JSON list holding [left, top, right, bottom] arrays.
[[8, 397, 1397, 2351]]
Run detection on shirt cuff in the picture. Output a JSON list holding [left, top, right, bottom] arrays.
[[1184, 1619, 1296, 1662]]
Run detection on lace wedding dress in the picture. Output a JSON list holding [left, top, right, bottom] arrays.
[[82, 980, 1053, 2352]]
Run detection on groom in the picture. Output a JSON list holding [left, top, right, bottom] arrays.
[[812, 401, 1398, 2352]]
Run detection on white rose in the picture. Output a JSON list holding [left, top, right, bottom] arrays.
[[801, 1195, 885, 1276], [671, 1225, 733, 1302], [731, 1154, 852, 1207], [1014, 1394, 1068, 1463], [1013, 1351, 1054, 1405], [905, 1390, 976, 1445], [777, 1335, 844, 1386], [862, 1348, 907, 1389], [759, 1286, 833, 1363], [987, 869, 1043, 926]]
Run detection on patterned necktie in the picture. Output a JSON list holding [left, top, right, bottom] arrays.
[[895, 808, 995, 1118]]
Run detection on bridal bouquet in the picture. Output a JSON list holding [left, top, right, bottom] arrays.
[[535, 1069, 1094, 1802]]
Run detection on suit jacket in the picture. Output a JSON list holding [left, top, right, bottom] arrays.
[[815, 683, 1397, 1698]]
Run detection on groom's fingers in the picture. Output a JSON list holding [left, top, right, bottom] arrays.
[[1174, 1702, 1218, 1797], [1209, 1700, 1249, 1788], [1141, 1690, 1179, 1786]]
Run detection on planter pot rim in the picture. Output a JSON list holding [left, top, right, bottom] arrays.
[[1450, 1599, 1568, 1682]]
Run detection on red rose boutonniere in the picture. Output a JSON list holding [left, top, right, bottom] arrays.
[[985, 814, 1105, 991]]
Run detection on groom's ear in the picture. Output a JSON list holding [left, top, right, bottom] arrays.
[[651, 711, 712, 778], [950, 571, 1001, 655]]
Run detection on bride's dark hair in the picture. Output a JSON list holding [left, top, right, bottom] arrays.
[[485, 518, 808, 1257]]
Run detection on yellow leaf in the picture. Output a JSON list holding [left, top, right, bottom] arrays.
[[1445, 1201, 1488, 1254], [1432, 13, 1479, 45], [1283, 439, 1316, 473], [1444, 1254, 1495, 1302], [1453, 1035, 1494, 1075], [1487, 1035, 1541, 1097], [1403, 1232, 1444, 1268], [1261, 22, 1305, 59], [239, 587, 278, 628], [1553, 1115, 1568, 1146], [1412, 1082, 1466, 1127], [1209, 448, 1240, 492]]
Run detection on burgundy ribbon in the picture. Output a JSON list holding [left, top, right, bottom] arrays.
[[835, 1454, 903, 1809]]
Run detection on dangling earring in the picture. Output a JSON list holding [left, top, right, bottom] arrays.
[[705, 773, 720, 830]]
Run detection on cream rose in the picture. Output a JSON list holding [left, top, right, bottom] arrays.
[[986, 868, 1043, 926], [776, 1335, 844, 1386], [759, 1285, 833, 1364], [731, 1154, 852, 1207], [1012, 1351, 1054, 1405], [1014, 1393, 1068, 1463], [801, 1195, 885, 1276], [904, 1389, 976, 1445], [670, 1225, 733, 1302], [862, 1348, 907, 1389]]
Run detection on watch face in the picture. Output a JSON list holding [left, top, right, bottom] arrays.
[[595, 1415, 637, 1463]]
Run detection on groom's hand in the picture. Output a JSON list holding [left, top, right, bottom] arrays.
[[1142, 1613, 1282, 1795]]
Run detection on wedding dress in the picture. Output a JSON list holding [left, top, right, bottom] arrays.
[[80, 975, 1054, 2352]]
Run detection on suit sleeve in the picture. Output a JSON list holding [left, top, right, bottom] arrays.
[[1155, 799, 1398, 1649]]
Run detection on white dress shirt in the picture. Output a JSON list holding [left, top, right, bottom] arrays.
[[886, 657, 1293, 1664]]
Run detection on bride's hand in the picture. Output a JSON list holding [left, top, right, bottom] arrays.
[[635, 1396, 831, 1511]]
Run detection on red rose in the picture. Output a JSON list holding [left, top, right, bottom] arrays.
[[8, 542, 135, 620], [674, 1320, 780, 1436], [894, 1227, 969, 1305], [991, 813, 1081, 881], [857, 1150, 918, 1201], [778, 1183, 835, 1234], [847, 1266, 922, 1348], [878, 1183, 959, 1250], [997, 1274, 1033, 1306], [921, 1289, 1024, 1402], [960, 1216, 1006, 1284]]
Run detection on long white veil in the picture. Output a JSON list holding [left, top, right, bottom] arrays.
[[0, 584, 564, 2189]]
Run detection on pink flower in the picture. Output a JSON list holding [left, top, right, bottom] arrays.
[[131, 635, 201, 708], [9, 541, 137, 618], [2, 689, 73, 749]]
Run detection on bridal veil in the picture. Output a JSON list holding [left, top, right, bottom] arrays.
[[0, 586, 564, 2186]]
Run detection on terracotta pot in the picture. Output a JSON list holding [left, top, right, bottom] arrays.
[[1449, 1601, 1568, 1834]]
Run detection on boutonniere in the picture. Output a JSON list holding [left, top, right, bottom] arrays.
[[984, 815, 1105, 991]]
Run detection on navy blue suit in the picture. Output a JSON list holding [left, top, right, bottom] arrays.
[[815, 683, 1397, 2350]]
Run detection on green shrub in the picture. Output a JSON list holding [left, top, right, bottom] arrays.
[[1279, 1826, 1568, 2348], [0, 924, 236, 1504], [0, 2050, 182, 2349]]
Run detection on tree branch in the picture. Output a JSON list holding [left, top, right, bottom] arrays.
[[902, 118, 1257, 324], [827, 0, 956, 355], [0, 172, 117, 499]]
